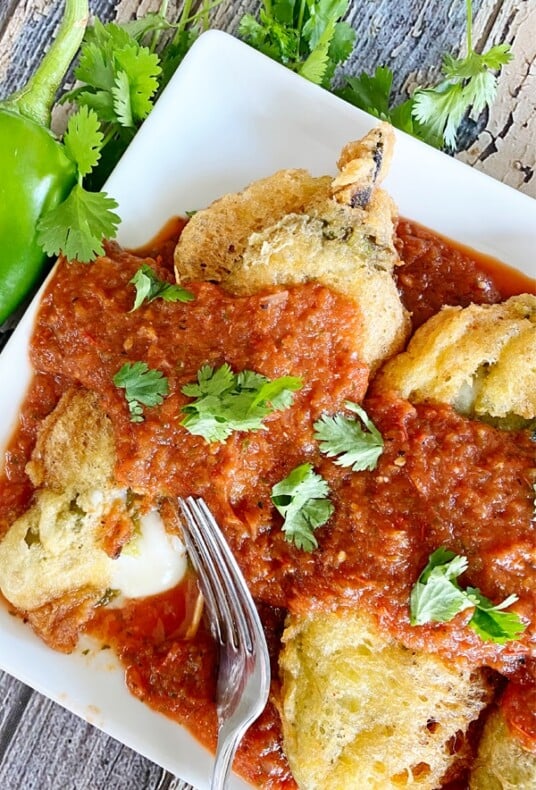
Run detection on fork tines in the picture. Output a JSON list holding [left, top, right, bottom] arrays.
[[177, 496, 271, 789], [178, 496, 260, 651]]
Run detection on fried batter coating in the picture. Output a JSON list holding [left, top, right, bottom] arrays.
[[375, 294, 536, 423], [0, 389, 128, 651], [279, 609, 493, 790], [174, 123, 409, 370], [26, 387, 115, 493], [469, 708, 536, 789]]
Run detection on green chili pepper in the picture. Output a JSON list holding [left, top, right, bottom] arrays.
[[0, 0, 88, 325]]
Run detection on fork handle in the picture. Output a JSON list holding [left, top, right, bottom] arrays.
[[211, 725, 243, 790]]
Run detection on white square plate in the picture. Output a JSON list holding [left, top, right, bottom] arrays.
[[0, 30, 535, 790]]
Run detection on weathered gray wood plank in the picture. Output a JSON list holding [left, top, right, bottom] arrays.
[[2, 0, 529, 195], [458, 0, 536, 193], [0, 0, 534, 787], [0, 691, 167, 789]]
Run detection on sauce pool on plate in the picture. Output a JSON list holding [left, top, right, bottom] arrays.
[[0, 218, 534, 788]]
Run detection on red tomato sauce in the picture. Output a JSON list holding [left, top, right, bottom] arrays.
[[0, 219, 535, 788], [395, 219, 534, 328]]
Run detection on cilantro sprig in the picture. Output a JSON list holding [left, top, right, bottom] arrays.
[[36, 2, 220, 264], [113, 361, 170, 422], [130, 264, 194, 310], [314, 401, 384, 472], [411, 0, 512, 151], [410, 547, 526, 644], [180, 364, 302, 443], [271, 463, 334, 551], [338, 0, 512, 150], [239, 0, 356, 89], [36, 106, 120, 262], [62, 1, 219, 189]]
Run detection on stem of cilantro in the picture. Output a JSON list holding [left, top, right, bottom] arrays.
[[161, 0, 222, 45], [199, 0, 212, 30], [170, 0, 195, 48], [466, 0, 473, 54], [100, 125, 118, 150], [151, 0, 170, 52], [296, 0, 307, 69], [188, 1, 223, 28]]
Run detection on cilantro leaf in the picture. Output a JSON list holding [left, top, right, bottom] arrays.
[[120, 12, 175, 43], [465, 588, 526, 644], [336, 0, 511, 152], [410, 549, 473, 625], [339, 67, 394, 118], [67, 20, 161, 129], [113, 361, 169, 423], [327, 21, 356, 68], [314, 401, 384, 471], [113, 44, 162, 126], [412, 42, 512, 149], [180, 364, 302, 443], [36, 184, 120, 263], [412, 82, 467, 151], [129, 264, 194, 310], [271, 463, 334, 551], [63, 106, 103, 178], [410, 547, 526, 644], [299, 17, 335, 86], [338, 69, 442, 148]]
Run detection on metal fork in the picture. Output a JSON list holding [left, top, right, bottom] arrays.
[[178, 496, 271, 790]]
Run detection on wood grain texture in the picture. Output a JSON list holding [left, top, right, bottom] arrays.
[[458, 0, 536, 194], [0, 1, 534, 788]]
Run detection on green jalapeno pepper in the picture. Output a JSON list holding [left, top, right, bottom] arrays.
[[0, 0, 88, 325]]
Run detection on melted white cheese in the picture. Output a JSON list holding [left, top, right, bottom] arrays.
[[110, 509, 187, 599]]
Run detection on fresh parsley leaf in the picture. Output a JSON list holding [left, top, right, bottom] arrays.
[[113, 361, 169, 423], [36, 184, 120, 263], [129, 264, 194, 310], [314, 401, 384, 471], [180, 363, 302, 443], [410, 547, 526, 644], [271, 463, 334, 551]]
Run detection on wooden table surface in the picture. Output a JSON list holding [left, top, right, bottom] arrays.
[[0, 1, 534, 788]]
